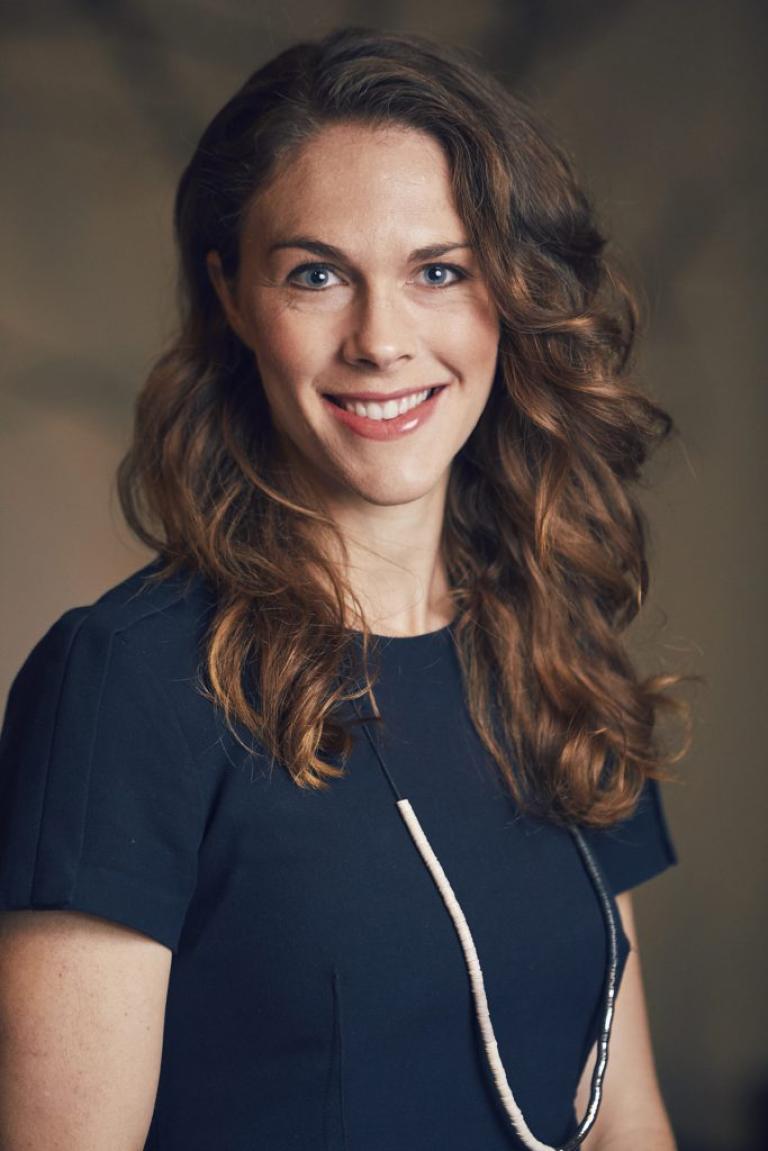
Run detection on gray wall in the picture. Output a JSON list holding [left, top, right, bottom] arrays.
[[2, 3, 765, 1147]]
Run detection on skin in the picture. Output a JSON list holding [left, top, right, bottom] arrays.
[[207, 121, 500, 637], [0, 909, 171, 1149]]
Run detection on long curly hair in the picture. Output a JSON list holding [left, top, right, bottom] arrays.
[[118, 26, 692, 827]]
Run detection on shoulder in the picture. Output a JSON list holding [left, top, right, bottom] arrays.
[[8, 559, 216, 701], [2, 559, 221, 765], [34, 557, 215, 663], [0, 559, 217, 954]]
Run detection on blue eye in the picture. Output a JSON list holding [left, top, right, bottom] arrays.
[[288, 264, 342, 290], [420, 264, 466, 287]]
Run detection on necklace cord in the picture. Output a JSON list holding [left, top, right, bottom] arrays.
[[351, 696, 619, 1150]]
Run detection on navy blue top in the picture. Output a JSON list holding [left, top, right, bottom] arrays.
[[0, 559, 677, 1150]]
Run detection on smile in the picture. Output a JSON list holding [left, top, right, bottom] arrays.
[[326, 387, 441, 421], [321, 385, 447, 441]]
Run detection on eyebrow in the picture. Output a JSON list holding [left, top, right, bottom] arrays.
[[267, 236, 473, 263]]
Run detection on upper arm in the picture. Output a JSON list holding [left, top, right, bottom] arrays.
[[0, 909, 172, 1151], [574, 892, 677, 1149]]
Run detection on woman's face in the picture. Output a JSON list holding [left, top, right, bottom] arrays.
[[208, 121, 500, 512]]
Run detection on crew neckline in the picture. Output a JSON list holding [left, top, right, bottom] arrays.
[[348, 617, 456, 642]]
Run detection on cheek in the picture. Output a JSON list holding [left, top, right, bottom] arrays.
[[436, 297, 500, 369], [248, 297, 338, 382]]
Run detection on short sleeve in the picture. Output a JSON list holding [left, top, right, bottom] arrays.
[[581, 777, 679, 895], [0, 609, 205, 952]]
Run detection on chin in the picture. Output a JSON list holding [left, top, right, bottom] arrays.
[[352, 475, 445, 508]]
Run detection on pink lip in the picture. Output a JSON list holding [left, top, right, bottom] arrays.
[[322, 385, 447, 441]]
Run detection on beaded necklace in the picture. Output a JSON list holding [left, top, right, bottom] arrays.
[[353, 698, 619, 1151]]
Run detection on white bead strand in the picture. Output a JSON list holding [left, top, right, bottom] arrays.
[[397, 797, 559, 1151]]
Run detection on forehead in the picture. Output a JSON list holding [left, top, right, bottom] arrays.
[[243, 122, 466, 250]]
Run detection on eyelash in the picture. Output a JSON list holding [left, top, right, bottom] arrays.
[[286, 262, 469, 291]]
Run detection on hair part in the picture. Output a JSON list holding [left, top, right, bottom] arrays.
[[118, 25, 693, 827]]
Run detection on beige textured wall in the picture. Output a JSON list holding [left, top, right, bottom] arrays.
[[2, 3, 765, 1147]]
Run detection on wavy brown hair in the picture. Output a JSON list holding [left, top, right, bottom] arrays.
[[118, 26, 692, 827]]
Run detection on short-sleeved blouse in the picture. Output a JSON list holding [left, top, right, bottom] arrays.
[[0, 559, 677, 1150]]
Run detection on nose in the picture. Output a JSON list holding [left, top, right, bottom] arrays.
[[340, 285, 416, 372]]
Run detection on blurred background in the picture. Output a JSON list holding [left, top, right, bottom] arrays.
[[1, 1, 765, 1147]]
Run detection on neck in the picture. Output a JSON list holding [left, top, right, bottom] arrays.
[[320, 487, 454, 638]]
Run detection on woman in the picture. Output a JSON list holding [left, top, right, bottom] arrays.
[[0, 27, 688, 1150]]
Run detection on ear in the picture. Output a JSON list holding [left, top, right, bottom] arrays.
[[206, 250, 246, 342]]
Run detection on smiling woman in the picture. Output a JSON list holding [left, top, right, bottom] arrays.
[[0, 25, 688, 1151], [206, 123, 499, 467]]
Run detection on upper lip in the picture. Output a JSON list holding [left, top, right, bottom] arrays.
[[324, 385, 446, 402]]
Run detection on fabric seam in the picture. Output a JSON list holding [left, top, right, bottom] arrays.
[[113, 632, 205, 840], [30, 612, 111, 904]]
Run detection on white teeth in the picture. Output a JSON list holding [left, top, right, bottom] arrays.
[[342, 389, 431, 420]]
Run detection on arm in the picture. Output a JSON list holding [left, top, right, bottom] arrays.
[[574, 891, 677, 1150], [0, 909, 172, 1151]]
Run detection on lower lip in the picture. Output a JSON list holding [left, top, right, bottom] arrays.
[[321, 387, 447, 441]]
